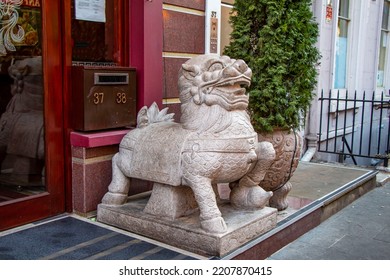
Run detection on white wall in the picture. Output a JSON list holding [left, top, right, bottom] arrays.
[[313, 0, 389, 166]]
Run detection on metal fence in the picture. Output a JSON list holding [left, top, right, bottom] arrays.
[[318, 89, 390, 167]]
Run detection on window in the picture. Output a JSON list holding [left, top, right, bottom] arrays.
[[71, 0, 127, 65], [334, 0, 350, 89], [377, 0, 390, 88]]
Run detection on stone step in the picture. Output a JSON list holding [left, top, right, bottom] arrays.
[[221, 162, 378, 259]]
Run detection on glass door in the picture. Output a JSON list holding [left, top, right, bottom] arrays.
[[0, 0, 65, 230]]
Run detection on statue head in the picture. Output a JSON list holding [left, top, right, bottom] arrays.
[[178, 54, 252, 112]]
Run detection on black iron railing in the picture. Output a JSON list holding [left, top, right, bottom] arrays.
[[318, 89, 390, 167]]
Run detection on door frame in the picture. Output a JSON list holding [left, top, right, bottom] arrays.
[[61, 0, 131, 214], [0, 0, 66, 230]]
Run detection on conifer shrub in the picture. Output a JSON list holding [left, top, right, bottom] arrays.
[[224, 0, 320, 132]]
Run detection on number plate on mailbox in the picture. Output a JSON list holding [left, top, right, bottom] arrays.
[[71, 66, 136, 131]]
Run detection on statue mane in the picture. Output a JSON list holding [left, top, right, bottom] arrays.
[[180, 102, 233, 133]]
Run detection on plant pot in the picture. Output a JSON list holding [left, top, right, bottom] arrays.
[[257, 128, 302, 210]]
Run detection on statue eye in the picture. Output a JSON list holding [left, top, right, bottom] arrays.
[[208, 62, 224, 72]]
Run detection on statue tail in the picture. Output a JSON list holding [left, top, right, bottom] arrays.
[[136, 102, 175, 128]]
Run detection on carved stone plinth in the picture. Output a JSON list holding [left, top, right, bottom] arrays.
[[97, 193, 277, 257], [143, 183, 198, 219]]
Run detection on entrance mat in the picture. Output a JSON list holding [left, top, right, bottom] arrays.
[[0, 216, 197, 260]]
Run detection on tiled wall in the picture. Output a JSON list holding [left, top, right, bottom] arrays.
[[71, 132, 153, 216], [72, 145, 117, 216], [162, 0, 206, 121]]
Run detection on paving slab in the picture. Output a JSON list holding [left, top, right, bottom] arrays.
[[224, 162, 378, 259], [268, 181, 390, 260], [289, 162, 370, 201]]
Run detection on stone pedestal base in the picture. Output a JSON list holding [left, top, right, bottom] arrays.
[[97, 194, 277, 257], [143, 183, 198, 219]]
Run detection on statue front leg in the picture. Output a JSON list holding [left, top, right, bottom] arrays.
[[183, 176, 227, 234], [101, 153, 130, 205], [230, 141, 275, 209]]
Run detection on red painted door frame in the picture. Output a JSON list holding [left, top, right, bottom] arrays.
[[130, 0, 164, 110]]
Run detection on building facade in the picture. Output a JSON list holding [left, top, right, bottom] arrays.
[[0, 0, 388, 230], [310, 0, 389, 166]]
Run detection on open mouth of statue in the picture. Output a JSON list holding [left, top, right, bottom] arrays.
[[214, 76, 251, 96], [207, 76, 251, 109]]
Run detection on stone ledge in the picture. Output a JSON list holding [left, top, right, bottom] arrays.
[[97, 194, 277, 257], [70, 129, 132, 148]]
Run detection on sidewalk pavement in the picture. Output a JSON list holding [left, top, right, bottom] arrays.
[[268, 180, 390, 260], [1, 161, 388, 260]]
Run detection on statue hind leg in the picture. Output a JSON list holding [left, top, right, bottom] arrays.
[[268, 181, 292, 211], [101, 153, 130, 205], [230, 141, 275, 209]]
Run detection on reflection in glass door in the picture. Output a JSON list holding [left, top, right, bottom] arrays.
[[0, 1, 45, 204]]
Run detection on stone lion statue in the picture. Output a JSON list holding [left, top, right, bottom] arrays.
[[101, 54, 275, 234]]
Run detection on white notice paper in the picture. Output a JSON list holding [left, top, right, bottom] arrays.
[[75, 0, 106, 23]]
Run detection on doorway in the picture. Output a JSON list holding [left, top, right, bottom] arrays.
[[0, 0, 65, 230], [0, 0, 131, 230]]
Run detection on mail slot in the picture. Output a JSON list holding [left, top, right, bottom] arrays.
[[71, 66, 137, 131]]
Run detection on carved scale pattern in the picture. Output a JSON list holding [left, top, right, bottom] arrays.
[[258, 129, 302, 193]]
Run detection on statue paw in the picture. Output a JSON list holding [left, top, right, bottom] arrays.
[[101, 192, 128, 205], [201, 217, 227, 234], [230, 186, 272, 209], [268, 182, 292, 211]]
